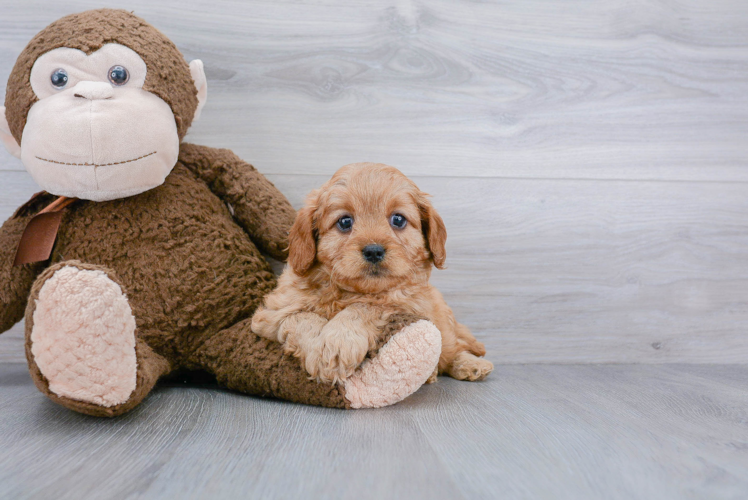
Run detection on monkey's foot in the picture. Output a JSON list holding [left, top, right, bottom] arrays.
[[344, 319, 441, 409], [28, 263, 138, 407]]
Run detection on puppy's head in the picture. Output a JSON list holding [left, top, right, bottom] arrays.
[[288, 163, 446, 293]]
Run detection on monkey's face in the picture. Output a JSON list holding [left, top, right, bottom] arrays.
[[3, 43, 206, 202]]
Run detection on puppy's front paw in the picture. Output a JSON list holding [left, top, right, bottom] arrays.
[[250, 307, 278, 341], [281, 312, 327, 358], [305, 322, 371, 384], [447, 352, 493, 381]]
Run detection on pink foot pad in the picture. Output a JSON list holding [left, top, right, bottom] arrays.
[[344, 319, 441, 409], [30, 266, 137, 407]]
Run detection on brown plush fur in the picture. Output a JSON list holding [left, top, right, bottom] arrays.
[[5, 9, 198, 142], [1, 145, 293, 414], [24, 267, 428, 415], [25, 261, 171, 417], [252, 163, 494, 383], [0, 11, 433, 416], [5, 166, 430, 414]]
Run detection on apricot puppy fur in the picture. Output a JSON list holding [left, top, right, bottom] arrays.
[[251, 163, 493, 384]]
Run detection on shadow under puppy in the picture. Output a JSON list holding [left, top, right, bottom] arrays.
[[252, 163, 493, 384]]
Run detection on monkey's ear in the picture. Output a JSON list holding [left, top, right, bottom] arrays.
[[0, 106, 21, 159], [189, 60, 208, 122]]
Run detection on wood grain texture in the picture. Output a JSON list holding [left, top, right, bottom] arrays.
[[2, 3, 748, 499], [1, 1, 747, 363], [0, 0, 747, 180], [1, 362, 748, 499], [2, 169, 747, 363]]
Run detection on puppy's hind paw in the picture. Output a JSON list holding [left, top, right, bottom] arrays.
[[447, 352, 493, 381]]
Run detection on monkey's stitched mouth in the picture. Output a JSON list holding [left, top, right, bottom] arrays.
[[35, 151, 157, 167]]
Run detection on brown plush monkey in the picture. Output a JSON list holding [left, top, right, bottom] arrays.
[[0, 9, 441, 417]]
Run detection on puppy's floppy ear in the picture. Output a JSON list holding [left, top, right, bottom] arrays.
[[288, 205, 317, 275], [418, 193, 447, 269]]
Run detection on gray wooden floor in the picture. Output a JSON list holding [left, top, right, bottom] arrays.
[[1, 0, 748, 498], [1, 363, 748, 499]]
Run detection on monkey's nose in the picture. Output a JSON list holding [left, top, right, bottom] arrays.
[[72, 81, 114, 100], [362, 244, 386, 264]]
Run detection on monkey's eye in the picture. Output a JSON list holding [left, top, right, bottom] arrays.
[[108, 65, 129, 86], [337, 215, 353, 232], [390, 213, 407, 229], [50, 68, 68, 89]]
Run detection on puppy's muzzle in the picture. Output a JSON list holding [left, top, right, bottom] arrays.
[[362, 244, 386, 264]]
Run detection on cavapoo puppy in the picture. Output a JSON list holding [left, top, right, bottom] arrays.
[[251, 163, 493, 384]]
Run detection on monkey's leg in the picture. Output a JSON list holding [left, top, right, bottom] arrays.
[[24, 261, 170, 417], [190, 313, 441, 409]]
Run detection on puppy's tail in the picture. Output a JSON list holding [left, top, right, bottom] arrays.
[[466, 338, 487, 357], [456, 323, 487, 357]]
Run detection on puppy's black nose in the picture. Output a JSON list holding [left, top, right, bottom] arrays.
[[362, 244, 386, 264]]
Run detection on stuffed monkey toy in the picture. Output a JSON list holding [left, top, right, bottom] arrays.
[[0, 9, 441, 417]]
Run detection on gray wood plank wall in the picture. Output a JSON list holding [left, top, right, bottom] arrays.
[[1, 0, 747, 363]]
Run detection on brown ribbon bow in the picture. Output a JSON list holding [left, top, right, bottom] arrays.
[[13, 195, 77, 266]]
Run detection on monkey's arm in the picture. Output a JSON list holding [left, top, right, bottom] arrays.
[[179, 143, 296, 261], [0, 215, 45, 334]]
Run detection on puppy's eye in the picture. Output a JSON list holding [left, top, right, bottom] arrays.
[[390, 213, 407, 229], [50, 68, 68, 89], [108, 65, 129, 86], [337, 215, 353, 232]]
